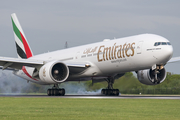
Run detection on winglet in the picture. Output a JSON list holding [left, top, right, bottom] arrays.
[[11, 13, 33, 59]]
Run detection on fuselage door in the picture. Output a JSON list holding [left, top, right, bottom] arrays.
[[137, 41, 143, 54], [75, 51, 81, 60]]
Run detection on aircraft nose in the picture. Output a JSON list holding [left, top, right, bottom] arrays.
[[154, 44, 173, 64], [164, 46, 173, 61]]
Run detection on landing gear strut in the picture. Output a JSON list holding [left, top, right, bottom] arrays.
[[101, 77, 119, 96], [47, 84, 65, 96], [151, 65, 164, 84]]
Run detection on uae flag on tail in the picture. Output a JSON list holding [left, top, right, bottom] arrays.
[[11, 13, 33, 59]]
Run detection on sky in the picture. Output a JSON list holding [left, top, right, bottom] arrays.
[[0, 0, 180, 75]]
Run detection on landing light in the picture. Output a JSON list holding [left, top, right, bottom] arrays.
[[85, 64, 91, 67]]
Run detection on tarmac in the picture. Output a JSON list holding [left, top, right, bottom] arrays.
[[0, 94, 180, 99]]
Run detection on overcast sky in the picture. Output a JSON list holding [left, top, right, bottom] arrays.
[[0, 0, 180, 73]]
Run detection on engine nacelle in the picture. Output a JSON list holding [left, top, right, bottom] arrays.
[[39, 61, 69, 83], [137, 68, 166, 85]]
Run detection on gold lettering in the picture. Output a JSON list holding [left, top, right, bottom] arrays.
[[125, 43, 131, 57], [111, 43, 116, 60], [91, 46, 97, 53], [131, 43, 135, 56], [103, 47, 106, 61], [96, 42, 135, 62], [117, 45, 122, 58], [97, 45, 104, 62], [86, 48, 90, 54], [84, 46, 98, 54], [104, 47, 111, 60], [122, 43, 127, 58], [114, 45, 119, 59]]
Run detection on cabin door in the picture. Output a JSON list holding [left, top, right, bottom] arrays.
[[137, 41, 143, 54]]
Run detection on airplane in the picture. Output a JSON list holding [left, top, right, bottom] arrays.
[[0, 13, 180, 96]]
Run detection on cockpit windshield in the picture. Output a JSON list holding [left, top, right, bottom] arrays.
[[154, 42, 171, 46]]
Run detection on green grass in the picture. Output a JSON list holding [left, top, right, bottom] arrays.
[[0, 98, 180, 120]]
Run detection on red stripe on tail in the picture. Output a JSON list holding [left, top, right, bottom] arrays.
[[20, 32, 33, 58]]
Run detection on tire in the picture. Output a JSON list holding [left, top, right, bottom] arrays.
[[58, 89, 65, 96], [116, 89, 119, 96], [47, 89, 51, 96], [54, 89, 58, 96], [59, 89, 62, 96], [101, 89, 103, 95], [51, 89, 54, 96], [62, 89, 65, 96], [112, 89, 116, 95], [105, 89, 108, 95], [107, 89, 111, 96], [101, 89, 105, 95]]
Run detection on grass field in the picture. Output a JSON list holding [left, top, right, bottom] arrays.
[[0, 97, 180, 120]]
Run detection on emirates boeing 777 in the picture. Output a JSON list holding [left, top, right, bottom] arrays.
[[0, 13, 180, 96]]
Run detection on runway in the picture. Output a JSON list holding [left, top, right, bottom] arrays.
[[0, 94, 180, 99]]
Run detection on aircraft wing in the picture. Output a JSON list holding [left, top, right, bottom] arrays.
[[0, 57, 89, 72], [168, 57, 180, 63], [0, 57, 44, 70]]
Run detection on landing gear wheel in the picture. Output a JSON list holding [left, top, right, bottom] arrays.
[[47, 84, 66, 96], [47, 89, 51, 96], [58, 89, 62, 96], [101, 89, 105, 95], [51, 89, 54, 96], [112, 89, 116, 95], [54, 89, 59, 96], [62, 89, 65, 96], [115, 89, 119, 96], [101, 77, 120, 96], [101, 89, 119, 96], [108, 89, 112, 95], [104, 89, 108, 95], [58, 89, 65, 96]]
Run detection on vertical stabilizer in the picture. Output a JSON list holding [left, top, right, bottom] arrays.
[[11, 13, 33, 59]]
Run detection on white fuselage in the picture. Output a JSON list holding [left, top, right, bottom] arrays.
[[14, 34, 173, 85]]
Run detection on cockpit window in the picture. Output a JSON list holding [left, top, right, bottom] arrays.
[[162, 42, 167, 45], [167, 42, 171, 45], [154, 42, 171, 46], [154, 43, 158, 46]]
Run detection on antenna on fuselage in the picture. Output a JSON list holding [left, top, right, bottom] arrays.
[[65, 41, 68, 49]]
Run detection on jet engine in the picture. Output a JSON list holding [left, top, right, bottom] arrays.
[[137, 68, 166, 85], [39, 61, 69, 83]]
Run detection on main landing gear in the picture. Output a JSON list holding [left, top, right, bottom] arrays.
[[47, 84, 65, 96], [101, 77, 119, 96]]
